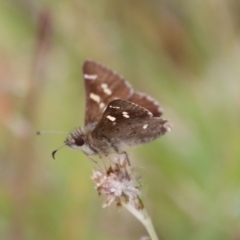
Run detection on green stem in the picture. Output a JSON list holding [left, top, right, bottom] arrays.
[[123, 202, 159, 240]]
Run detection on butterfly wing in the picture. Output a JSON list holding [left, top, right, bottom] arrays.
[[83, 61, 133, 125], [91, 99, 169, 150], [128, 91, 163, 117]]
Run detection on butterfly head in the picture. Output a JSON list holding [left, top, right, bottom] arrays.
[[52, 129, 86, 159], [64, 128, 85, 149], [64, 127, 97, 155]]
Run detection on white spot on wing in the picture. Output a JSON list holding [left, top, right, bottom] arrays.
[[106, 115, 116, 121], [143, 124, 148, 129], [122, 111, 130, 118], [84, 74, 97, 80], [109, 105, 120, 109], [101, 83, 108, 88], [99, 102, 105, 109], [103, 88, 112, 95], [101, 83, 112, 95], [165, 125, 172, 132], [90, 93, 100, 103]]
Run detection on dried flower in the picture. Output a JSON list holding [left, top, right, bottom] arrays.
[[92, 154, 143, 210], [92, 154, 159, 240]]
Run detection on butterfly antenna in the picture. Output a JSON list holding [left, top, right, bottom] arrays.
[[36, 130, 68, 135], [52, 144, 66, 159]]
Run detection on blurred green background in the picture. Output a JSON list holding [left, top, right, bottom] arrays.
[[1, 0, 240, 239]]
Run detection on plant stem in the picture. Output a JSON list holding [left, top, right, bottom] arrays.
[[123, 201, 159, 240]]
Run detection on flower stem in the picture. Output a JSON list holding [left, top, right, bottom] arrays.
[[123, 201, 159, 240]]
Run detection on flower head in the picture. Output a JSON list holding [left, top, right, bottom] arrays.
[[92, 154, 143, 210]]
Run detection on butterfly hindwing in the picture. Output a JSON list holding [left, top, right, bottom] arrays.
[[128, 91, 163, 117], [91, 99, 168, 148]]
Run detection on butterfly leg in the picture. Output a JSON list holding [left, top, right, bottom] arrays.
[[121, 151, 131, 166], [109, 143, 131, 166], [84, 149, 108, 171], [111, 146, 131, 166], [87, 154, 99, 164], [88, 142, 111, 170], [98, 134, 131, 165]]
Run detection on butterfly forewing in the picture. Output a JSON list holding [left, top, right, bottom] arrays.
[[83, 61, 133, 125]]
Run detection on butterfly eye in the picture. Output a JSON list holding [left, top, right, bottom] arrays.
[[74, 136, 84, 146]]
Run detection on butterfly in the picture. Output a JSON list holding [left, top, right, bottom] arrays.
[[53, 61, 171, 159]]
